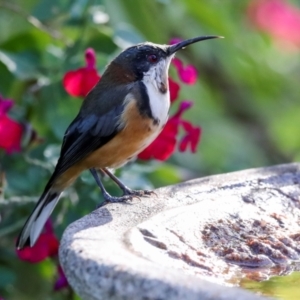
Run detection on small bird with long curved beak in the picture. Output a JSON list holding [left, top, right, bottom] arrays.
[[16, 35, 221, 249]]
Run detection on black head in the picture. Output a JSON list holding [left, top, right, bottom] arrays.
[[113, 42, 169, 81], [110, 35, 222, 81]]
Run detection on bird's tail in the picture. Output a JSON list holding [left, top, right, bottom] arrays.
[[16, 185, 62, 249]]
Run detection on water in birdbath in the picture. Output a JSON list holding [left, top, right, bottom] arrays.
[[240, 269, 300, 300]]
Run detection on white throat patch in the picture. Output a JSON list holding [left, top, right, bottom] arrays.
[[142, 57, 173, 125]]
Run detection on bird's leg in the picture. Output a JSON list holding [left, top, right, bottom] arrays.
[[103, 168, 153, 197], [89, 168, 132, 207]]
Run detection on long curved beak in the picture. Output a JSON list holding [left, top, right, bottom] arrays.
[[167, 35, 223, 56]]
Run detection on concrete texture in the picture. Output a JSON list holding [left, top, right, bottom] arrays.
[[59, 163, 300, 299]]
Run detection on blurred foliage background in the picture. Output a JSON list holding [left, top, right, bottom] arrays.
[[1, 0, 300, 299]]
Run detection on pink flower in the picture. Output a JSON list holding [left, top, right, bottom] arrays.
[[169, 37, 183, 45], [248, 0, 300, 49], [138, 101, 201, 161], [0, 95, 13, 115], [172, 57, 198, 85], [0, 114, 23, 154], [172, 57, 183, 70], [16, 220, 59, 263], [178, 65, 198, 85], [63, 48, 101, 97], [54, 266, 68, 290]]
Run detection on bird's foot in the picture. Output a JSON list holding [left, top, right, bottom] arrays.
[[97, 193, 133, 208], [100, 168, 156, 198], [122, 187, 155, 197], [96, 188, 156, 208]]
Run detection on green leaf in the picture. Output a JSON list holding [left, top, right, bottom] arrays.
[[145, 163, 182, 187], [113, 24, 144, 48], [0, 267, 16, 288], [69, 0, 90, 20], [84, 26, 117, 54], [0, 8, 31, 44], [0, 50, 40, 80], [0, 62, 15, 94], [0, 28, 52, 52], [31, 0, 68, 21]]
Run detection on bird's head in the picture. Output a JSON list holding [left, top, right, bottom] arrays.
[[106, 35, 221, 93]]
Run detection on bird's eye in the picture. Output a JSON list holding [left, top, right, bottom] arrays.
[[147, 54, 158, 63]]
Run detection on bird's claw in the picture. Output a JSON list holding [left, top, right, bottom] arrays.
[[97, 194, 133, 208], [96, 189, 155, 209], [122, 188, 154, 197]]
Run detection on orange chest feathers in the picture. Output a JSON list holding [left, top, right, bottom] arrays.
[[83, 96, 166, 169]]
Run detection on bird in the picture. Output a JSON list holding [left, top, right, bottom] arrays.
[[16, 35, 221, 249]]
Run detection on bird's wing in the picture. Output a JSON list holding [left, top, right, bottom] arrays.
[[52, 88, 129, 179]]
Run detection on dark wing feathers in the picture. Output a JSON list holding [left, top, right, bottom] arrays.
[[55, 105, 124, 176]]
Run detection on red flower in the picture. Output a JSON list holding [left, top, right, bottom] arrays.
[[54, 266, 69, 290], [248, 0, 300, 49], [138, 118, 178, 161], [0, 114, 23, 154], [16, 220, 59, 263], [138, 101, 201, 161], [172, 57, 198, 85], [179, 121, 201, 153], [63, 48, 101, 97], [169, 77, 180, 102], [0, 95, 39, 154]]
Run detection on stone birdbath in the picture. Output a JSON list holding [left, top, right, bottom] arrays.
[[59, 163, 300, 300]]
